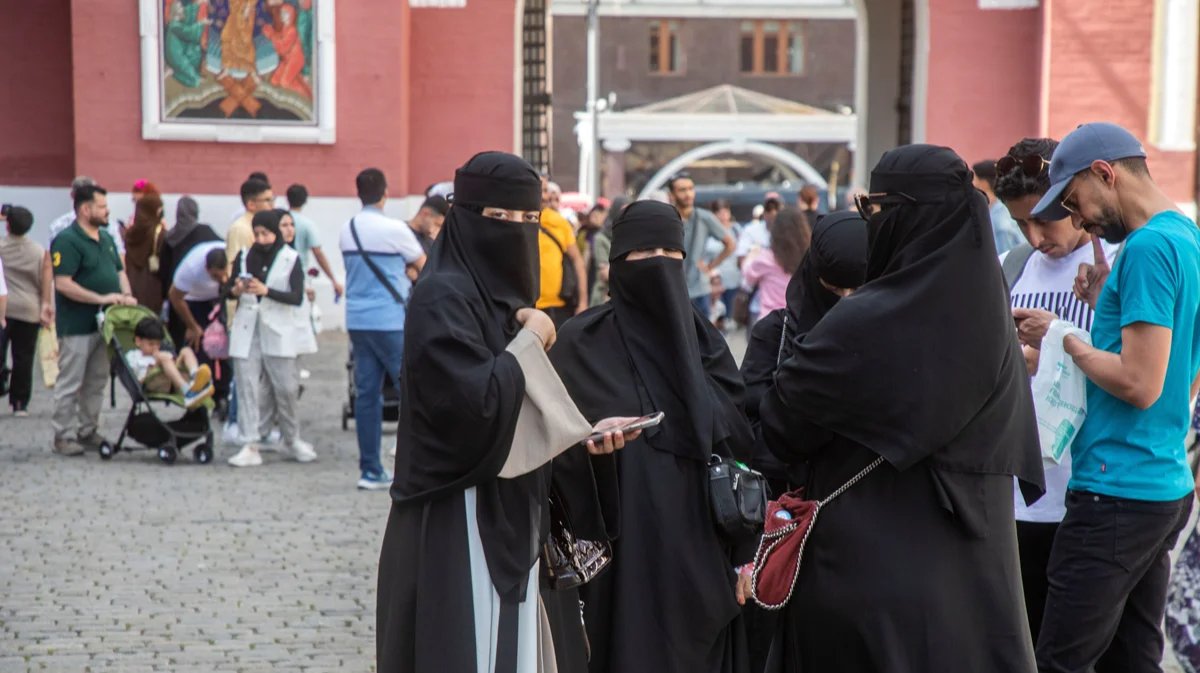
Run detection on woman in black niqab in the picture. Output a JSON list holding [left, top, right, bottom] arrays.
[[550, 200, 754, 673], [758, 145, 1044, 673], [736, 211, 868, 673], [378, 151, 624, 673]]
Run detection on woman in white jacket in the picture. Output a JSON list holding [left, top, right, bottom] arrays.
[[225, 210, 316, 467]]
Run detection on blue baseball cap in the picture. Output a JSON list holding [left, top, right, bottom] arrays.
[[1032, 122, 1147, 220]]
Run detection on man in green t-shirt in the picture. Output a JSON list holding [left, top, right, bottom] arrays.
[[49, 185, 136, 456]]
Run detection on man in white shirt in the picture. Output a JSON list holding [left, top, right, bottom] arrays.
[[994, 137, 1120, 655], [167, 242, 230, 407]]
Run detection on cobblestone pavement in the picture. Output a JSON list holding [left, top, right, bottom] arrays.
[[0, 333, 388, 673], [0, 329, 1188, 673]]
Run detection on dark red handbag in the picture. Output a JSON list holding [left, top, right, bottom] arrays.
[[750, 457, 883, 610]]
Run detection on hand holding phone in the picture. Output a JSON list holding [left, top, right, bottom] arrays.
[[585, 412, 664, 445]]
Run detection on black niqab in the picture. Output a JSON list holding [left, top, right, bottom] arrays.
[[604, 201, 719, 460], [786, 210, 868, 338], [769, 145, 1043, 496], [245, 209, 285, 281], [392, 151, 546, 602]]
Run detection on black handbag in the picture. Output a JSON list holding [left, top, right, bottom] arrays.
[[708, 453, 769, 542], [542, 489, 612, 591], [539, 224, 579, 307]]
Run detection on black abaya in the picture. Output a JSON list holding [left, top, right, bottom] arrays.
[[759, 146, 1044, 673], [550, 201, 754, 673]]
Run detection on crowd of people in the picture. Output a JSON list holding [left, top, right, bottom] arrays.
[[3, 120, 1200, 673]]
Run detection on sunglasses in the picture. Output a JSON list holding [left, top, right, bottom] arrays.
[[996, 155, 1050, 178], [853, 191, 917, 220]]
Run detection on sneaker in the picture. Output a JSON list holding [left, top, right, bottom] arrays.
[[388, 439, 397, 458], [291, 439, 317, 463], [52, 438, 85, 456], [357, 471, 393, 491], [227, 445, 263, 467], [188, 364, 212, 393], [184, 383, 214, 410], [14, 409, 29, 418], [299, 368, 312, 380]]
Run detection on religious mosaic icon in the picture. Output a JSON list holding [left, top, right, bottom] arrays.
[[160, 0, 317, 123]]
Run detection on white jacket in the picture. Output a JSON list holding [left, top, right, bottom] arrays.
[[228, 247, 303, 359]]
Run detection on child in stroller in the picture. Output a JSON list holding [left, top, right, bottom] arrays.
[[125, 317, 214, 409]]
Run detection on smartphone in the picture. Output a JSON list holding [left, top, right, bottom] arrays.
[[585, 411, 665, 444], [238, 272, 253, 282]]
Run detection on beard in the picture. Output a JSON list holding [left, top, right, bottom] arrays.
[[1090, 205, 1127, 243]]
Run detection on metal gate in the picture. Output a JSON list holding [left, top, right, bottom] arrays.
[[521, 0, 552, 175]]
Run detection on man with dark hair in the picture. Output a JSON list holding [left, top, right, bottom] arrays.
[[1015, 122, 1200, 673], [227, 178, 274, 269], [168, 240, 231, 406], [50, 184, 136, 456], [993, 137, 1121, 650], [973, 159, 1025, 254], [798, 184, 820, 212], [287, 183, 344, 300], [667, 173, 735, 316], [409, 195, 447, 255], [248, 171, 270, 184], [340, 168, 426, 490], [50, 176, 126, 258]]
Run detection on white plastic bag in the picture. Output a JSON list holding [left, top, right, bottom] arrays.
[[1031, 320, 1091, 464]]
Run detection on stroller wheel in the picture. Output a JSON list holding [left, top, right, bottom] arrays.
[[98, 441, 115, 461], [194, 445, 214, 464], [158, 445, 178, 465]]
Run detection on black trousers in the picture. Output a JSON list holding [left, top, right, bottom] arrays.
[[0, 318, 39, 409], [1036, 490, 1193, 673], [1017, 520, 1059, 646]]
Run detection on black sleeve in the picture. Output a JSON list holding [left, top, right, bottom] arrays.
[[265, 260, 304, 306], [760, 383, 835, 466], [551, 447, 620, 542], [739, 310, 790, 482], [220, 252, 244, 299]]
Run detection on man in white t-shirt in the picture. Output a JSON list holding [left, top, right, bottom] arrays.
[[994, 137, 1120, 654], [167, 241, 230, 405]]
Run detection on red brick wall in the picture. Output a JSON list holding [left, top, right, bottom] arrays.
[[1044, 0, 1194, 202], [923, 0, 1042, 165], [0, 0, 76, 185], [69, 1, 414, 197], [407, 3, 521, 192]]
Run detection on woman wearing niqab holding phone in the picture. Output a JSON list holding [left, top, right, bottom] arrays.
[[758, 145, 1045, 672], [376, 151, 641, 673], [550, 200, 755, 673]]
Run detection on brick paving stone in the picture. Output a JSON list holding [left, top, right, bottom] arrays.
[[1, 335, 381, 672]]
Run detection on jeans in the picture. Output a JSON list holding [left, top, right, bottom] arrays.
[[1, 318, 39, 409], [185, 299, 231, 404], [350, 329, 404, 479], [1036, 490, 1193, 673]]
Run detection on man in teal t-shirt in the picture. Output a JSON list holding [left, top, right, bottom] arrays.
[[1017, 123, 1200, 673]]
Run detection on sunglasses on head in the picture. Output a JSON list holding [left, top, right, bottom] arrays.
[[853, 191, 917, 220], [996, 155, 1050, 178]]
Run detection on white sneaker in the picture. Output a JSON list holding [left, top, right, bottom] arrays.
[[257, 428, 283, 452], [291, 439, 317, 463], [299, 368, 312, 380], [388, 439, 397, 458], [227, 445, 263, 467]]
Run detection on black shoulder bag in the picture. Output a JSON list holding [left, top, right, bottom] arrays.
[[350, 218, 406, 305], [539, 224, 579, 307]]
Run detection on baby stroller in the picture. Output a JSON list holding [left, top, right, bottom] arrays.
[[101, 304, 215, 465], [341, 340, 401, 430]]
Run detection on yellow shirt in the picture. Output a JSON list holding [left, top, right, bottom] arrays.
[[536, 208, 574, 310], [226, 212, 255, 270]]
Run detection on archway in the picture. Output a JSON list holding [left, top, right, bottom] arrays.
[[636, 140, 827, 199]]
